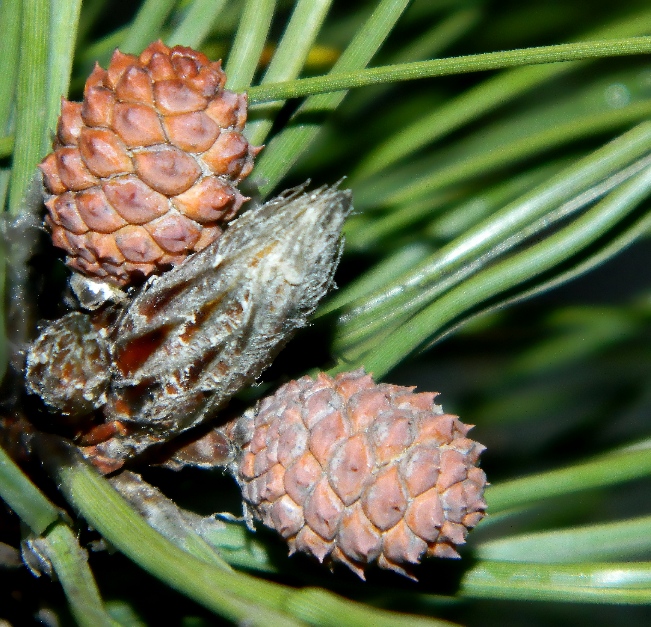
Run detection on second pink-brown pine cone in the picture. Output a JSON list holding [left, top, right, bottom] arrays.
[[234, 370, 487, 579]]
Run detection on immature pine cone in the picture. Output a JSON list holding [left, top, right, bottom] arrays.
[[234, 370, 487, 579], [40, 41, 261, 287]]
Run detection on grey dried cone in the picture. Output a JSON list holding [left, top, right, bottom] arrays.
[[233, 369, 487, 579], [80, 184, 352, 470], [39, 41, 261, 287]]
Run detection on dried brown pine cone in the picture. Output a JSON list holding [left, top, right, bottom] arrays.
[[233, 369, 487, 579], [40, 40, 261, 287]]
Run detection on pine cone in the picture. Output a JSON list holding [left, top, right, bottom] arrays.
[[233, 370, 487, 579], [79, 184, 352, 469], [40, 41, 261, 287]]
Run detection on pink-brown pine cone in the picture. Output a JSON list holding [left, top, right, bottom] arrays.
[[40, 40, 262, 287], [234, 370, 487, 579]]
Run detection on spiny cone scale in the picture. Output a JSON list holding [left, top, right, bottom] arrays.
[[40, 41, 261, 287], [233, 370, 487, 579]]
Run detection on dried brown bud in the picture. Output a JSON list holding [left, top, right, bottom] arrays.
[[25, 312, 110, 416], [233, 370, 487, 579]]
